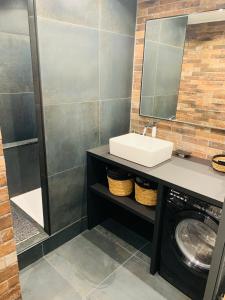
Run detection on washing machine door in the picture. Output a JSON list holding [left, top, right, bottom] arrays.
[[175, 217, 217, 271]]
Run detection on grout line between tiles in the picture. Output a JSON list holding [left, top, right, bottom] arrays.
[[85, 240, 150, 299], [133, 252, 151, 267], [48, 163, 85, 178], [0, 92, 34, 95], [0, 31, 30, 38], [42, 255, 79, 294], [43, 97, 130, 107], [37, 16, 134, 38], [94, 225, 149, 256]]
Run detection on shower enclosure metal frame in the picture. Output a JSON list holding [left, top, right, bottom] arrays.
[[26, 0, 51, 235]]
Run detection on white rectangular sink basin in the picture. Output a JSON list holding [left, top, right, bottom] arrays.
[[109, 133, 174, 167]]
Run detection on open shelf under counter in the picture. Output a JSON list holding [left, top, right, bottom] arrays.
[[89, 183, 156, 224], [87, 144, 225, 207]]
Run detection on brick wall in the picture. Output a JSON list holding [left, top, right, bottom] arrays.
[[131, 0, 225, 159], [177, 21, 225, 128], [0, 131, 21, 300]]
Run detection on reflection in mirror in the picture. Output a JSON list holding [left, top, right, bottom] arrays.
[[140, 10, 225, 129]]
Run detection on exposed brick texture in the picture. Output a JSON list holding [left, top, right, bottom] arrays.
[[0, 131, 21, 300], [131, 0, 225, 159], [177, 21, 225, 128]]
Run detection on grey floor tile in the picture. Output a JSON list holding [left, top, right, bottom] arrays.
[[20, 258, 82, 300], [44, 228, 131, 297], [95, 219, 148, 254], [135, 242, 152, 265], [87, 256, 190, 300]]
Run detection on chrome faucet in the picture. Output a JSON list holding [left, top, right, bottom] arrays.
[[143, 120, 158, 137]]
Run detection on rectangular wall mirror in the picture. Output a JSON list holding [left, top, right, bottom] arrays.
[[140, 10, 225, 130]]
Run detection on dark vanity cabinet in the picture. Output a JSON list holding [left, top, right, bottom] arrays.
[[87, 145, 225, 299], [87, 146, 166, 274]]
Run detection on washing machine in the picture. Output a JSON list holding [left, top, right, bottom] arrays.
[[159, 189, 222, 300]]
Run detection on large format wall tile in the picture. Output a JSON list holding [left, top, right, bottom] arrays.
[[36, 0, 137, 233], [100, 99, 131, 145], [154, 95, 178, 119], [160, 16, 187, 47], [100, 32, 134, 99], [155, 44, 183, 96], [100, 0, 137, 36], [0, 33, 33, 93], [44, 101, 99, 175], [145, 20, 160, 42], [0, 93, 37, 144], [4, 143, 41, 197], [140, 96, 154, 117], [48, 165, 85, 233], [37, 18, 99, 105], [141, 41, 158, 97], [36, 0, 99, 29], [0, 0, 29, 35]]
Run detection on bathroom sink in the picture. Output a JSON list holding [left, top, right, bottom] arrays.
[[109, 133, 174, 167]]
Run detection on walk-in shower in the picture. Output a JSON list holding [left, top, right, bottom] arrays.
[[0, 0, 48, 253]]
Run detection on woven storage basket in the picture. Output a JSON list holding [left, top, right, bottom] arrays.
[[212, 154, 225, 173], [106, 167, 133, 197], [107, 177, 133, 197], [135, 177, 157, 206]]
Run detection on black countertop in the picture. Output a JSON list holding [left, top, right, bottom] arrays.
[[88, 145, 225, 207]]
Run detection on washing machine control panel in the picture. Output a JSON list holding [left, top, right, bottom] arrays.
[[168, 189, 222, 221]]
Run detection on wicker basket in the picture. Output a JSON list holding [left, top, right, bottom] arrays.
[[212, 154, 225, 173], [107, 176, 133, 197], [135, 182, 157, 206]]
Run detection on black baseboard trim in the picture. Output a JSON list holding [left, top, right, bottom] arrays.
[[18, 217, 87, 270]]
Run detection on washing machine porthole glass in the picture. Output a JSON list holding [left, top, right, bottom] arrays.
[[175, 218, 217, 270]]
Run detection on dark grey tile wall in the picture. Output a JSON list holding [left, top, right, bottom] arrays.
[[37, 19, 99, 105], [0, 0, 40, 197], [0, 34, 33, 94], [44, 102, 99, 175], [35, 0, 137, 233], [100, 99, 131, 145], [0, 93, 37, 143], [0, 0, 30, 35], [4, 143, 41, 197]]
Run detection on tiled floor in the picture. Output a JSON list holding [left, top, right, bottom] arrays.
[[20, 219, 189, 300]]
